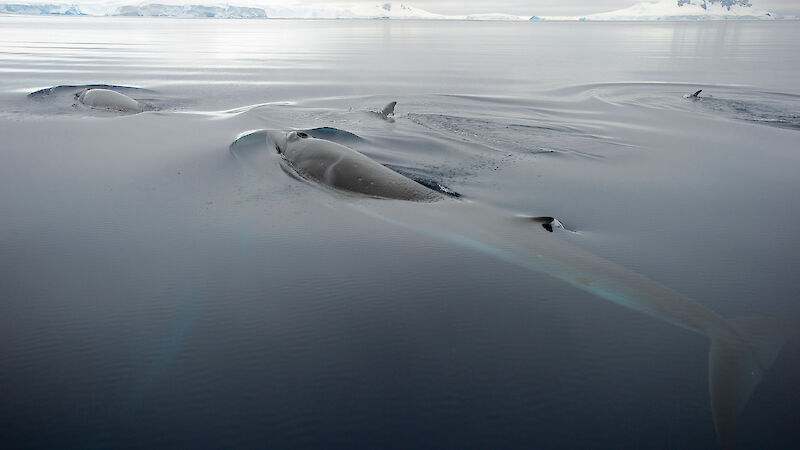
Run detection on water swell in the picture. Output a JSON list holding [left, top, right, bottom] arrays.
[[406, 112, 613, 158]]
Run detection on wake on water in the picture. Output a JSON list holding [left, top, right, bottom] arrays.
[[567, 82, 800, 131]]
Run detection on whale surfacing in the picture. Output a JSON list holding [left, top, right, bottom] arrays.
[[275, 131, 441, 201], [231, 125, 796, 449], [77, 88, 142, 113]]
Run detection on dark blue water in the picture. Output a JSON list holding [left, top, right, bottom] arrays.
[[1, 17, 798, 449]]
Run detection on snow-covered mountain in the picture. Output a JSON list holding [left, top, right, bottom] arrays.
[[0, 3, 83, 14], [532, 0, 776, 21], [0, 1, 782, 20], [258, 3, 445, 19], [113, 4, 266, 18], [0, 2, 522, 19], [0, 2, 531, 19], [109, 2, 441, 19]]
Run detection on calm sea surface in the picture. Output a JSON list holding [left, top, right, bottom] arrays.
[[1, 17, 799, 449]]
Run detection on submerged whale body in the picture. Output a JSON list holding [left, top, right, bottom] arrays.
[[274, 131, 441, 201], [77, 88, 142, 113], [365, 200, 798, 450]]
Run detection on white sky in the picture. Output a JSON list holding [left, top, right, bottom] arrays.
[[257, 1, 800, 15]]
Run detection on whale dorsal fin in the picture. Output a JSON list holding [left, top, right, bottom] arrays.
[[531, 216, 556, 232], [381, 101, 397, 117], [690, 89, 702, 98]]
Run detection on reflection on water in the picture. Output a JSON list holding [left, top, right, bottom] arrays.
[[0, 16, 799, 450]]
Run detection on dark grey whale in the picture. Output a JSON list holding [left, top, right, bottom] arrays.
[[229, 125, 797, 450]]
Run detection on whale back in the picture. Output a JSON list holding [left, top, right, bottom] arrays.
[[281, 133, 440, 201], [78, 88, 142, 113]]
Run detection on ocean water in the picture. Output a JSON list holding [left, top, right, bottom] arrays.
[[1, 16, 799, 449]]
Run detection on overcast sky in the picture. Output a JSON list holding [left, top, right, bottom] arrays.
[[292, 1, 800, 16]]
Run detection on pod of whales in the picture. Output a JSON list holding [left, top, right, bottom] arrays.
[[229, 113, 797, 448], [17, 79, 792, 448]]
